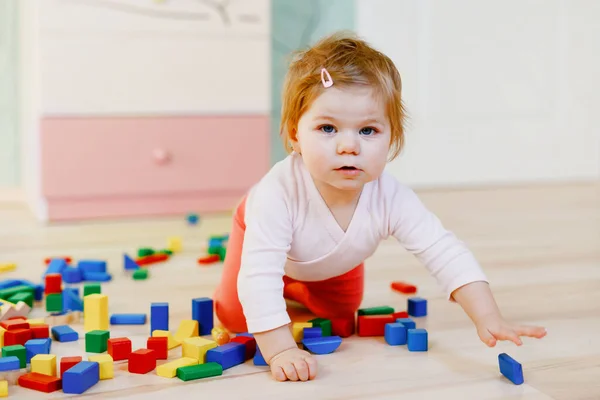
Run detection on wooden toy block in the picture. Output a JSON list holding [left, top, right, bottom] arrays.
[[123, 254, 140, 271], [182, 337, 217, 363], [176, 362, 223, 381], [44, 259, 67, 277], [167, 237, 182, 253], [301, 327, 320, 342], [81, 271, 112, 282], [357, 315, 395, 337], [128, 349, 156, 374], [85, 330, 110, 353], [0, 319, 29, 330], [230, 335, 257, 360], [0, 264, 16, 273], [309, 317, 332, 337], [174, 320, 199, 343], [17, 372, 62, 393], [392, 311, 409, 319], [83, 283, 101, 297], [156, 249, 173, 256], [253, 347, 267, 366], [62, 361, 99, 394], [150, 302, 169, 334], [357, 306, 394, 316], [31, 354, 57, 376], [407, 297, 427, 317], [2, 345, 26, 368], [136, 253, 169, 266], [4, 328, 32, 346], [197, 254, 220, 265], [44, 273, 62, 295], [106, 335, 134, 357], [83, 294, 108, 332], [303, 336, 342, 354], [7, 292, 33, 308], [25, 338, 51, 363], [13, 301, 31, 318], [292, 322, 312, 342], [60, 356, 82, 378], [62, 267, 83, 284], [147, 336, 168, 360], [390, 281, 417, 294], [152, 330, 181, 349], [132, 269, 149, 280], [407, 328, 428, 351], [156, 357, 198, 378], [29, 322, 48, 337], [384, 322, 407, 346], [498, 353, 524, 385], [110, 313, 147, 325], [45, 293, 63, 313], [78, 260, 107, 274], [45, 311, 79, 326], [0, 357, 19, 372], [191, 297, 213, 335], [0, 379, 6, 397], [51, 325, 79, 342], [138, 248, 155, 257], [88, 354, 113, 379], [330, 316, 356, 338], [0, 306, 18, 322], [205, 342, 245, 370], [395, 317, 416, 329]]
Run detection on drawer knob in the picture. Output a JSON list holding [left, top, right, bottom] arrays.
[[153, 148, 171, 165]]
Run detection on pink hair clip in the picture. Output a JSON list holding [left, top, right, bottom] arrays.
[[321, 68, 333, 88]]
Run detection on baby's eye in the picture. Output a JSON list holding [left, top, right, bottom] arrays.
[[360, 127, 376, 136], [320, 125, 336, 134]]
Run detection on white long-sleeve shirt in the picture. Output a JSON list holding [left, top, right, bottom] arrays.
[[237, 152, 488, 333]]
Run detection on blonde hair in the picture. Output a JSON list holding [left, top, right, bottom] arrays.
[[279, 30, 407, 161]]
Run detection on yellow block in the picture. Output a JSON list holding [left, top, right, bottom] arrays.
[[182, 337, 217, 363], [0, 380, 6, 398], [167, 237, 182, 253], [0, 264, 15, 273], [292, 322, 313, 343], [83, 294, 108, 332], [26, 318, 45, 326], [174, 320, 198, 343], [0, 327, 5, 348], [156, 357, 198, 378], [31, 354, 57, 377], [88, 354, 113, 379], [152, 330, 181, 349]]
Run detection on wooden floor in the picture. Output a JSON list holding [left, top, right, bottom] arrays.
[[0, 182, 598, 399]]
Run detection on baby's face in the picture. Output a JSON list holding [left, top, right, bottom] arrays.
[[294, 85, 391, 197]]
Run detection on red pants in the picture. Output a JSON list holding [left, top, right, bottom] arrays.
[[213, 195, 364, 333]]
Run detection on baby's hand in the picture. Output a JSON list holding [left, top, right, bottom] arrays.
[[475, 313, 547, 347], [268, 347, 317, 382]]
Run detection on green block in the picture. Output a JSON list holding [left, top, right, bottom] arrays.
[[207, 245, 222, 256], [156, 249, 173, 256], [86, 330, 110, 353], [357, 306, 395, 316], [46, 293, 63, 313], [132, 269, 148, 280], [137, 247, 155, 257], [83, 284, 101, 297], [308, 317, 332, 337], [177, 362, 223, 381], [0, 285, 34, 301], [3, 345, 26, 368], [7, 291, 34, 308], [217, 247, 227, 261]]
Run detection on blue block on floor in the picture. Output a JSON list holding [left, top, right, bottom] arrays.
[[206, 342, 245, 370], [62, 266, 83, 284], [385, 322, 407, 346], [82, 271, 112, 282], [407, 297, 427, 317], [63, 288, 83, 312], [44, 259, 67, 277], [77, 260, 107, 274], [407, 328, 428, 351], [302, 336, 342, 355], [0, 356, 20, 372], [395, 317, 416, 329], [51, 325, 79, 342], [25, 338, 52, 363], [63, 361, 100, 394], [191, 297, 213, 335], [110, 313, 147, 325], [498, 353, 524, 385], [123, 254, 139, 270], [303, 327, 322, 339], [253, 347, 267, 366], [150, 303, 169, 334], [237, 332, 253, 338]]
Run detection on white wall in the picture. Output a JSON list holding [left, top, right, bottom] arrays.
[[357, 0, 600, 188]]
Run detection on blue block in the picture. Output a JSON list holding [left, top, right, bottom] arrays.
[[498, 353, 524, 385], [51, 325, 79, 342], [62, 266, 83, 284], [407, 328, 428, 351], [187, 213, 199, 225], [303, 327, 322, 339], [191, 297, 213, 335], [206, 342, 245, 370], [63, 361, 100, 394], [395, 318, 416, 329], [123, 254, 139, 271], [44, 259, 67, 277], [16, 279, 44, 301], [385, 322, 407, 346], [82, 271, 112, 282], [208, 238, 223, 248], [253, 347, 267, 366], [0, 280, 22, 290], [150, 303, 169, 334], [237, 332, 254, 338], [110, 313, 147, 325], [407, 297, 427, 317], [0, 356, 20, 371], [302, 336, 342, 355], [63, 288, 83, 312], [77, 260, 107, 274], [25, 338, 52, 363]]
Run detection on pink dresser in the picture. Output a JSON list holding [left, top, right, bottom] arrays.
[[41, 115, 270, 221]]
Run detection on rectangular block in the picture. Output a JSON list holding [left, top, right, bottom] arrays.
[[147, 336, 168, 360], [205, 342, 245, 370], [44, 273, 62, 295], [51, 325, 79, 342], [107, 338, 132, 361], [17, 372, 62, 393], [292, 322, 312, 343], [25, 338, 52, 363], [407, 297, 427, 317], [63, 361, 99, 394], [2, 345, 26, 368], [83, 294, 108, 332], [156, 357, 198, 378], [85, 330, 110, 353], [357, 315, 395, 337], [83, 284, 101, 297], [150, 303, 169, 335], [110, 313, 147, 325], [44, 259, 67, 277], [0, 319, 29, 331], [45, 293, 63, 313], [60, 356, 82, 378], [88, 354, 113, 379], [177, 362, 223, 381], [182, 337, 217, 363], [152, 330, 180, 349], [407, 328, 428, 352], [128, 349, 156, 374], [31, 354, 57, 377], [357, 306, 395, 316], [230, 335, 257, 360], [498, 353, 524, 385], [174, 320, 198, 343], [191, 298, 213, 335], [77, 260, 107, 274], [0, 357, 20, 372], [309, 318, 332, 337]]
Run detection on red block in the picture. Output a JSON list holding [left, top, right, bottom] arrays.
[[135, 253, 169, 266], [197, 254, 220, 265], [146, 337, 168, 360], [357, 315, 395, 337], [331, 317, 356, 337], [18, 372, 62, 393], [44, 273, 62, 295], [108, 337, 132, 361], [45, 256, 72, 265], [4, 328, 33, 346], [231, 336, 257, 360], [1, 319, 30, 330], [7, 316, 27, 321], [128, 349, 156, 374], [60, 356, 83, 378], [390, 281, 417, 294], [392, 311, 409, 319], [31, 324, 50, 339]]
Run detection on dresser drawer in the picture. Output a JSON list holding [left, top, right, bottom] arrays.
[[41, 115, 269, 199]]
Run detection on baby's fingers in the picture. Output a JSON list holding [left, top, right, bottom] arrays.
[[282, 362, 299, 381], [493, 326, 523, 346], [271, 365, 287, 382], [293, 359, 310, 381], [304, 355, 318, 380], [515, 325, 547, 339]]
